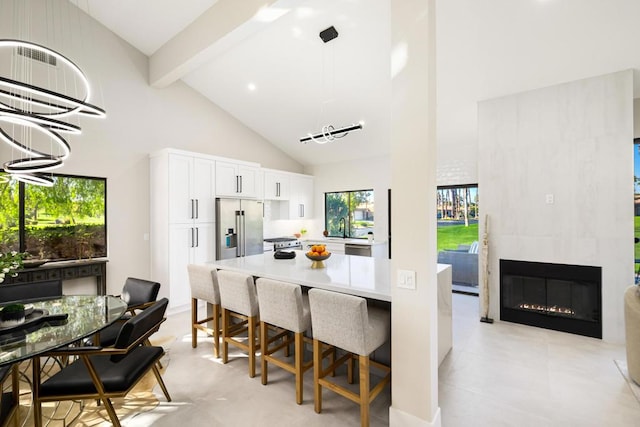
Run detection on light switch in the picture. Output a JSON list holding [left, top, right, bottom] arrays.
[[397, 269, 416, 290], [545, 194, 554, 204]]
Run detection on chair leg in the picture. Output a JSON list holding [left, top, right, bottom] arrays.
[[152, 364, 172, 401], [348, 353, 354, 384], [313, 339, 322, 414], [213, 303, 221, 358], [359, 355, 370, 427], [248, 315, 258, 378], [260, 321, 268, 385], [191, 298, 198, 348], [101, 398, 122, 427], [294, 332, 304, 405], [222, 308, 230, 364]]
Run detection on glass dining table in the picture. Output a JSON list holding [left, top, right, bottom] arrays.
[[0, 295, 128, 366], [0, 295, 128, 425]]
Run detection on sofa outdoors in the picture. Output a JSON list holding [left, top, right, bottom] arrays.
[[437, 241, 479, 286]]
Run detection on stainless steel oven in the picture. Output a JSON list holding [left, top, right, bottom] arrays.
[[264, 237, 302, 252]]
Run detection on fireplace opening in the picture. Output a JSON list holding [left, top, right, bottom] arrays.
[[500, 259, 602, 338]]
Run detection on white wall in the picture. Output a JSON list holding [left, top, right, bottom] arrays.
[[478, 70, 634, 343], [0, 0, 302, 294], [304, 156, 390, 242]]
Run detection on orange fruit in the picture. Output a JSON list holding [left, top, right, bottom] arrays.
[[320, 251, 329, 256]]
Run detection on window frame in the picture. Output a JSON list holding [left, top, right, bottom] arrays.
[[324, 189, 374, 239], [0, 171, 108, 261]]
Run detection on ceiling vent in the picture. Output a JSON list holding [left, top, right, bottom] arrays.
[[319, 26, 338, 43], [17, 46, 57, 66]]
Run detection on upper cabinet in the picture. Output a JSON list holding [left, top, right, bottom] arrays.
[[168, 153, 216, 224], [289, 174, 314, 219], [263, 170, 291, 200], [216, 160, 259, 198]]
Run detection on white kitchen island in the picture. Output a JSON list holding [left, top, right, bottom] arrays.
[[209, 250, 391, 301], [208, 251, 453, 364]]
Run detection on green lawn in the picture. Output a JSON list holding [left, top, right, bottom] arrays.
[[437, 223, 479, 252]]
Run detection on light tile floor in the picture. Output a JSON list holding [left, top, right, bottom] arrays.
[[132, 293, 640, 426]]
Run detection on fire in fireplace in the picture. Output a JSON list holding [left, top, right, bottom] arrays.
[[500, 259, 602, 338]]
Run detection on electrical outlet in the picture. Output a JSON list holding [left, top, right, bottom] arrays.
[[397, 269, 416, 290]]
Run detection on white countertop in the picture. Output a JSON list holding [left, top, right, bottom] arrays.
[[303, 237, 386, 246], [209, 251, 391, 301]]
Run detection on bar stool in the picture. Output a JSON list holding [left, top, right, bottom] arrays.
[[217, 270, 261, 378], [308, 288, 391, 427], [187, 264, 221, 357], [255, 278, 313, 404]]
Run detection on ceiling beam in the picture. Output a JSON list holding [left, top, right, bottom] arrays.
[[149, 0, 283, 88]]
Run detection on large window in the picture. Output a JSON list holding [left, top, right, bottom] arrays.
[[0, 172, 107, 261], [437, 184, 479, 250], [324, 190, 374, 238]]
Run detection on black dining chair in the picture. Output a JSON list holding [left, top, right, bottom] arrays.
[[95, 277, 161, 347], [32, 298, 171, 427], [0, 364, 19, 427]]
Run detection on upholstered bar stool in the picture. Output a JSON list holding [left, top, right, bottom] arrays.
[[188, 264, 221, 357], [308, 288, 391, 427], [256, 278, 313, 404], [217, 270, 261, 378]]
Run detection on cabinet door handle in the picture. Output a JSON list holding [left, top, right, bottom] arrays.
[[240, 176, 243, 193], [300, 204, 304, 217], [195, 227, 199, 247], [276, 182, 280, 197], [195, 199, 199, 219], [190, 228, 195, 248], [190, 199, 194, 219]]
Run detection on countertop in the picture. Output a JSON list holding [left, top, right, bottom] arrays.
[[209, 251, 451, 303], [209, 251, 391, 301], [302, 237, 386, 246]]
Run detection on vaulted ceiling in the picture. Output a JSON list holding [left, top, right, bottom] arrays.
[[71, 0, 640, 167]]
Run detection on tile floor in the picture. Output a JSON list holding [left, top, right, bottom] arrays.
[[132, 293, 640, 426]]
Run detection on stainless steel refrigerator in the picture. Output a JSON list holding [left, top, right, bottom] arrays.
[[215, 198, 264, 260]]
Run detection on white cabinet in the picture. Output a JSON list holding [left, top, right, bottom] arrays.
[[168, 222, 216, 308], [289, 175, 314, 219], [263, 171, 290, 200], [169, 154, 215, 224], [150, 149, 217, 311], [216, 160, 259, 198]]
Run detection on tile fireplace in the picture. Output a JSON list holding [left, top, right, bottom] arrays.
[[500, 259, 602, 338]]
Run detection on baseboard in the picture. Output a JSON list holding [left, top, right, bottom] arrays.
[[389, 406, 441, 427]]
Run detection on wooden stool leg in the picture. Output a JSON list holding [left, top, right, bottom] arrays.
[[260, 321, 268, 385], [248, 315, 257, 378], [313, 339, 322, 413], [294, 332, 304, 404], [348, 353, 354, 384], [222, 308, 229, 364], [213, 303, 220, 358], [359, 355, 370, 427], [191, 298, 198, 348]]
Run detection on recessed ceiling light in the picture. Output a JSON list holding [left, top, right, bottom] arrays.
[[247, 83, 257, 92]]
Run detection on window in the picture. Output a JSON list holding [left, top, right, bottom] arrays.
[[324, 190, 374, 238], [436, 184, 478, 250], [0, 171, 107, 261]]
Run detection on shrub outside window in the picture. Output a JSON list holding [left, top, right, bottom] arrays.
[[325, 190, 374, 238], [0, 172, 107, 261]]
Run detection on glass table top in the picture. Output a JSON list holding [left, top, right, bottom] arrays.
[[0, 295, 127, 366]]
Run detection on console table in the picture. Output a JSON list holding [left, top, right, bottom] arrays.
[[2, 258, 108, 295]]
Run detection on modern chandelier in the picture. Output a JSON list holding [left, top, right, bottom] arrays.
[[300, 26, 363, 145], [0, 39, 106, 186]]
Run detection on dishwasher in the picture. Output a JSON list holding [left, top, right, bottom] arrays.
[[344, 244, 371, 257]]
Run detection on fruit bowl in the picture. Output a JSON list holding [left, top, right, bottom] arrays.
[[305, 252, 331, 269]]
